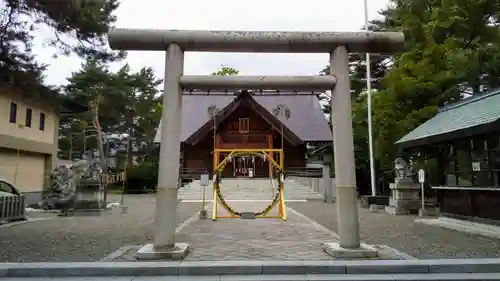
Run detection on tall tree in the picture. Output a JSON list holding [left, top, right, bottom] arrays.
[[60, 59, 113, 170], [0, 0, 124, 97], [316, 0, 500, 193], [371, 0, 500, 168], [318, 53, 391, 115], [317, 45, 392, 184], [211, 65, 240, 76], [60, 60, 163, 168], [113, 66, 163, 166]]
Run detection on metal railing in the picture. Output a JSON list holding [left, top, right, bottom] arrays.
[[179, 168, 208, 188], [286, 167, 323, 178], [0, 195, 26, 222], [286, 167, 324, 193]]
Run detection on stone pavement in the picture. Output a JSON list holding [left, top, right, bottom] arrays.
[[0, 195, 201, 262], [7, 178, 489, 263], [109, 201, 412, 261], [179, 202, 332, 261], [288, 201, 500, 259]]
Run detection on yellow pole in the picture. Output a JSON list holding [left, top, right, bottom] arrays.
[[279, 150, 284, 173], [281, 123, 284, 151], [280, 183, 287, 221], [211, 117, 218, 221], [279, 150, 286, 221], [201, 173, 206, 215], [212, 180, 218, 220], [280, 122, 285, 176]]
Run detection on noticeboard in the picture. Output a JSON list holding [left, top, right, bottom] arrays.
[[200, 173, 209, 186], [418, 169, 425, 184]]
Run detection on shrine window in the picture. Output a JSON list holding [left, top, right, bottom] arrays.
[[455, 139, 472, 186], [488, 135, 500, 186], [445, 142, 457, 186], [444, 136, 497, 187], [238, 118, 250, 133], [470, 137, 492, 186]]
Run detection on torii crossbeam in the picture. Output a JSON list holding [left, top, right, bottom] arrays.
[[107, 28, 405, 260]]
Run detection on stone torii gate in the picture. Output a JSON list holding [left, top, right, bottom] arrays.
[[108, 29, 404, 260]]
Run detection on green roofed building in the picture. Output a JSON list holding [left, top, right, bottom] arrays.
[[396, 89, 500, 223]]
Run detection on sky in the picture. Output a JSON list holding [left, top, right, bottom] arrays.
[[34, 0, 391, 87]]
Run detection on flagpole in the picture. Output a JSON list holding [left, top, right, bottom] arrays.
[[364, 0, 377, 196]]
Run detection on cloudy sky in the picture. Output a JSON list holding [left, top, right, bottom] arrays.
[[34, 0, 391, 87]]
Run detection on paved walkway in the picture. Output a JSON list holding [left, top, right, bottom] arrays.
[[111, 201, 410, 261], [182, 202, 332, 261]]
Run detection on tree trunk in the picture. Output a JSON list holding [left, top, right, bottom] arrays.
[[127, 128, 133, 168], [92, 99, 108, 203], [93, 103, 108, 172]]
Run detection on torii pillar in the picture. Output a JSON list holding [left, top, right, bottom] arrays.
[[108, 29, 405, 259]]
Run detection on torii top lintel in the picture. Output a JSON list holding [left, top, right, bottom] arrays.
[[107, 28, 405, 54]]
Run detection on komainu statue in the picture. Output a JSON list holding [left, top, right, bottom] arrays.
[[386, 158, 421, 215], [394, 158, 412, 181], [41, 159, 102, 210], [40, 164, 75, 210]]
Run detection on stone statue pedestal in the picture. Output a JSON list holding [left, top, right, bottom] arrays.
[[63, 178, 107, 216], [385, 179, 421, 215], [75, 178, 105, 209]]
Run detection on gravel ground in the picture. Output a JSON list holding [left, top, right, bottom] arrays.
[[288, 201, 500, 259], [0, 194, 201, 262], [4, 195, 499, 262]]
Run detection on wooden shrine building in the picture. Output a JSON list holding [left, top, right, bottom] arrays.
[[154, 90, 332, 178], [397, 89, 500, 223]]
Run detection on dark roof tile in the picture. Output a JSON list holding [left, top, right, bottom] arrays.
[[396, 89, 500, 146], [154, 91, 332, 143]]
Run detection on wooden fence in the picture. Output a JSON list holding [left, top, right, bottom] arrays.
[[0, 195, 25, 222]]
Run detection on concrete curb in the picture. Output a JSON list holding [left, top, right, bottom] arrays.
[[415, 217, 500, 240], [2, 259, 500, 277], [0, 217, 51, 228]]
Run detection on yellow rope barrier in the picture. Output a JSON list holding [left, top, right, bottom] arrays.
[[211, 149, 287, 221]]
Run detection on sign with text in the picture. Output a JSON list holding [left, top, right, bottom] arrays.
[[418, 169, 425, 183], [200, 173, 209, 186], [472, 162, 481, 172]]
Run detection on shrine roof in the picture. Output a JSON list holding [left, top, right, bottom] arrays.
[[153, 91, 332, 143], [396, 89, 500, 148]]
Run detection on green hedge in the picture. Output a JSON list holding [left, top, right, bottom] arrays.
[[123, 163, 158, 194]]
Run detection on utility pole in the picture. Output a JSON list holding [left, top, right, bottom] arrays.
[[364, 0, 377, 196]]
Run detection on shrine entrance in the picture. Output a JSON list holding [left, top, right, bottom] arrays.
[[233, 155, 250, 177], [206, 93, 285, 179], [212, 149, 286, 220], [231, 155, 270, 177]]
